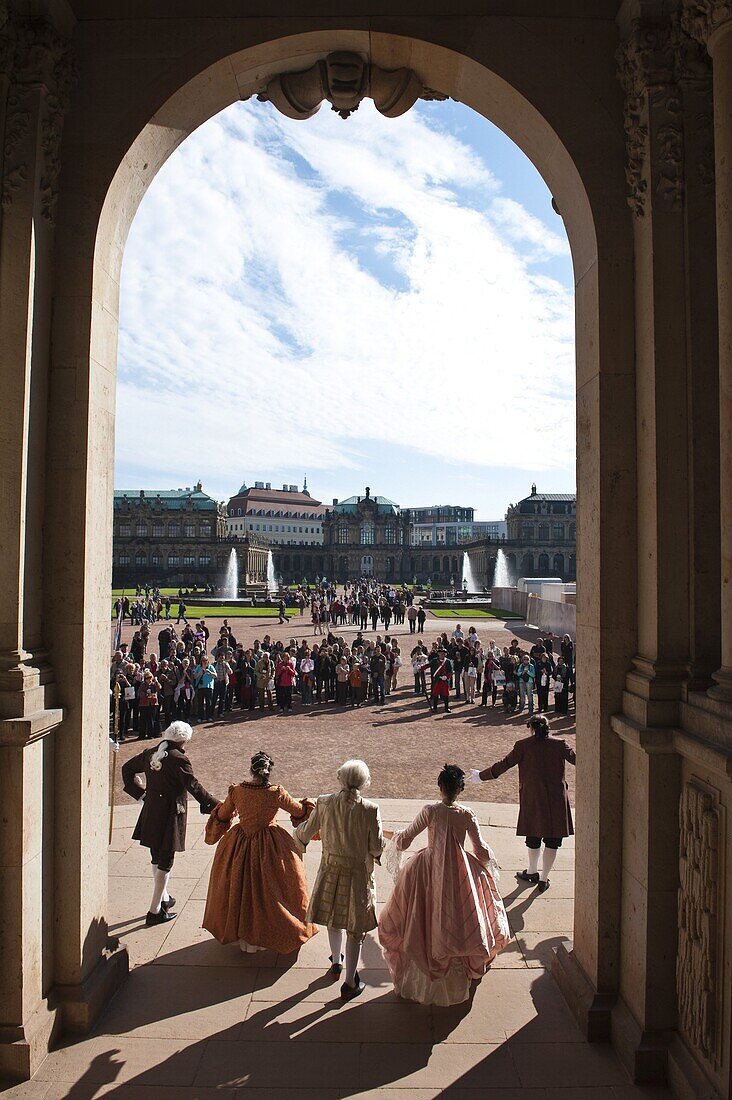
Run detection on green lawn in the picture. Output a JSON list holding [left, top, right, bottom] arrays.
[[429, 607, 524, 620], [112, 587, 180, 596], [112, 604, 285, 619]]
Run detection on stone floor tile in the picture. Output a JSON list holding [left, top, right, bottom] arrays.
[[34, 1036, 206, 1088], [94, 963, 256, 1040], [194, 1038, 361, 1088], [506, 899, 575, 934], [41, 1084, 236, 1099], [252, 968, 394, 1004], [0, 1083, 51, 1098], [514, 1043, 630, 1088], [276, 927, 383, 971], [112, 845, 213, 879], [516, 933, 572, 969], [242, 998, 432, 1044], [358, 1040, 520, 1090]]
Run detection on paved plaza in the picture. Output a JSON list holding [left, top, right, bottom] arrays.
[[4, 797, 669, 1098], [110, 612, 576, 807]]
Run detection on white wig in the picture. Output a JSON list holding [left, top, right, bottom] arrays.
[[150, 721, 192, 771], [338, 758, 370, 791]]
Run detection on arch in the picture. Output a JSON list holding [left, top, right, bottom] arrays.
[[432, 556, 440, 575], [506, 553, 517, 574], [451, 555, 459, 575], [538, 551, 550, 573], [32, 21, 640, 1083], [553, 552, 565, 575], [520, 552, 534, 576], [442, 555, 450, 575]]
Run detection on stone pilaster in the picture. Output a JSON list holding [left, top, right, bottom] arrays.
[[683, 1, 732, 706]]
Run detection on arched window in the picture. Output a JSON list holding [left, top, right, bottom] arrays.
[[385, 556, 394, 575], [135, 523, 147, 537], [553, 522, 565, 541], [553, 553, 565, 574], [538, 522, 550, 541], [443, 555, 450, 574], [384, 525, 396, 544], [337, 525, 349, 544], [433, 556, 440, 574], [135, 551, 146, 566], [361, 523, 374, 545], [569, 522, 576, 540], [538, 552, 550, 573]]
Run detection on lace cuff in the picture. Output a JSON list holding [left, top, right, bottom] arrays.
[[384, 834, 404, 884]]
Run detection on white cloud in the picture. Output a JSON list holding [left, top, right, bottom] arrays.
[[116, 99, 575, 500]]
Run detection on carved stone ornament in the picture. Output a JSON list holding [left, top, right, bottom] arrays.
[[1, 12, 76, 222], [677, 781, 722, 1067], [257, 51, 447, 121], [617, 21, 684, 215], [682, 0, 732, 47]]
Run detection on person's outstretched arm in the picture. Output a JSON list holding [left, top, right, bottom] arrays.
[[178, 755, 217, 813], [295, 798, 322, 847], [466, 810, 497, 867], [478, 742, 522, 781], [394, 805, 431, 851]]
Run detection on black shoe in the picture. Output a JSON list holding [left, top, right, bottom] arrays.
[[161, 896, 176, 911], [146, 909, 176, 926], [329, 953, 344, 977], [341, 971, 365, 1000], [517, 870, 540, 884], [537, 879, 550, 893]]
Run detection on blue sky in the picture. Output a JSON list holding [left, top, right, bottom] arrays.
[[116, 97, 575, 518]]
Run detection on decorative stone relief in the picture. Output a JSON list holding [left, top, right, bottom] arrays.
[[677, 781, 722, 1067], [257, 50, 447, 121], [682, 0, 732, 46], [617, 22, 684, 215], [672, 20, 716, 192], [1, 15, 75, 223]]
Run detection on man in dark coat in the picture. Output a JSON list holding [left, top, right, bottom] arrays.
[[471, 715, 575, 891], [122, 720, 217, 925]]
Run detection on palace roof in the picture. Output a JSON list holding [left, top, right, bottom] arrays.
[[114, 487, 218, 511]]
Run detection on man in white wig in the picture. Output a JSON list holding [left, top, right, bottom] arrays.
[[122, 720, 217, 925], [296, 759, 385, 999]]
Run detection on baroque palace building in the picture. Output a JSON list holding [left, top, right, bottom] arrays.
[[465, 485, 578, 587], [3, 5, 732, 1098]]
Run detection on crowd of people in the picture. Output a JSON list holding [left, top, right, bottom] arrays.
[[122, 712, 575, 1003], [110, 592, 575, 740]]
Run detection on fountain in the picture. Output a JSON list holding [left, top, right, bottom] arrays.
[[266, 550, 278, 594], [462, 551, 478, 594], [492, 547, 512, 588], [224, 548, 239, 599]]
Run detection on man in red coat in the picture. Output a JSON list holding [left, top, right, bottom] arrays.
[[470, 715, 576, 892], [122, 720, 217, 925]]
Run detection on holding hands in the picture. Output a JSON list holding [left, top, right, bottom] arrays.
[[468, 768, 483, 784]]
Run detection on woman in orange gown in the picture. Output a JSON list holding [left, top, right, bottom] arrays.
[[203, 751, 317, 954]]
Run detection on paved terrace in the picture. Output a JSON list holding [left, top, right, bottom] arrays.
[[3, 799, 670, 1098]]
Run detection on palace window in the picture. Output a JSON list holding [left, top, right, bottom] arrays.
[[135, 523, 147, 537], [152, 524, 164, 537], [183, 555, 196, 567], [168, 524, 180, 537], [337, 526, 349, 544], [199, 555, 211, 566], [521, 522, 534, 540], [118, 524, 131, 537], [200, 523, 211, 537], [553, 522, 565, 541], [569, 522, 576, 540], [135, 552, 146, 566], [184, 524, 196, 537], [384, 525, 396, 544], [361, 523, 374, 545], [538, 522, 550, 541], [118, 554, 131, 566], [168, 555, 179, 567], [151, 554, 162, 567]]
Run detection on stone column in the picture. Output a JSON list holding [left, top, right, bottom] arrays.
[[611, 19, 694, 1080], [683, 1, 732, 703], [0, 11, 70, 1080]]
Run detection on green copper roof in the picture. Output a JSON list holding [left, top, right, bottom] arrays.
[[114, 488, 217, 511]]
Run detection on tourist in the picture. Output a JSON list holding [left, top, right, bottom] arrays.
[[516, 654, 536, 714], [193, 655, 216, 722], [417, 604, 426, 633], [407, 604, 418, 633], [295, 759, 385, 999], [471, 715, 576, 892], [348, 659, 362, 706], [212, 649, 233, 717], [300, 648, 315, 705], [430, 646, 452, 714], [278, 598, 288, 624], [388, 642, 401, 693], [464, 655, 478, 703], [412, 646, 428, 696], [202, 751, 317, 953], [379, 764, 509, 1004], [535, 653, 554, 713], [121, 720, 217, 925], [176, 600, 187, 624], [255, 652, 274, 710], [371, 645, 386, 705], [335, 655, 350, 704], [137, 669, 161, 740], [552, 655, 570, 715], [480, 649, 500, 707], [275, 650, 296, 713]]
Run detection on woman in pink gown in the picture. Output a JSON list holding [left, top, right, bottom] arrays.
[[378, 764, 510, 1006]]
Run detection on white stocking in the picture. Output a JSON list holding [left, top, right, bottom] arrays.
[[344, 934, 362, 987], [150, 868, 170, 915], [527, 847, 540, 875], [541, 847, 558, 882], [328, 927, 344, 964]]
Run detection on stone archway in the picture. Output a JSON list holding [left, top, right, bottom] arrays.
[[3, 13, 675, 1088]]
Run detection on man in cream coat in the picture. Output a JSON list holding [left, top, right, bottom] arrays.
[[296, 759, 385, 999]]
